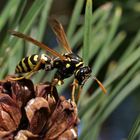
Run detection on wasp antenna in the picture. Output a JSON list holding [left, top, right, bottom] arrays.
[[92, 76, 107, 94], [8, 30, 19, 35]]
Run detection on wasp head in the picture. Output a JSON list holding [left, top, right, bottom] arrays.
[[74, 66, 92, 86]]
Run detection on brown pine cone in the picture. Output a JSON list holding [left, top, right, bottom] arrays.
[[0, 76, 79, 140]]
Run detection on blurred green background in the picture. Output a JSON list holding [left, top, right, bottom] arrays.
[[0, 0, 140, 140]]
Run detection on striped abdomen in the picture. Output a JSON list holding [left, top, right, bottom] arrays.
[[15, 54, 39, 74]]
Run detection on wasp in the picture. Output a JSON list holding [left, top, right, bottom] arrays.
[[9, 19, 106, 102]]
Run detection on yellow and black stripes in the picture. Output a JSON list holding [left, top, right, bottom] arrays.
[[15, 54, 39, 73], [15, 54, 52, 74]]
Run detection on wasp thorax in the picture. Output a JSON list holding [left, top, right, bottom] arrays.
[[74, 66, 92, 85], [64, 53, 83, 65]]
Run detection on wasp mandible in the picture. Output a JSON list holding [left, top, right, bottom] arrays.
[[9, 19, 106, 102]]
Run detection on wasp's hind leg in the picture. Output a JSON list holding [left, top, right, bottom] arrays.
[[10, 59, 43, 81], [10, 70, 36, 81], [10, 76, 26, 81], [10, 69, 37, 81]]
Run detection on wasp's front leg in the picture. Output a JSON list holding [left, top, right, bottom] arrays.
[[71, 79, 79, 103]]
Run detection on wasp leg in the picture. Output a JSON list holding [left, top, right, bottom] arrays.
[[76, 86, 82, 103], [25, 59, 43, 79], [10, 76, 26, 81], [50, 78, 64, 98], [71, 79, 78, 103], [51, 78, 59, 87], [49, 78, 58, 99], [10, 60, 43, 81], [50, 78, 58, 95]]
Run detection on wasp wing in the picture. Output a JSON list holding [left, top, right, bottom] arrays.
[[51, 19, 72, 53], [9, 30, 65, 60]]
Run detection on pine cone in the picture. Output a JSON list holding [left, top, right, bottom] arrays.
[[0, 76, 79, 140]]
